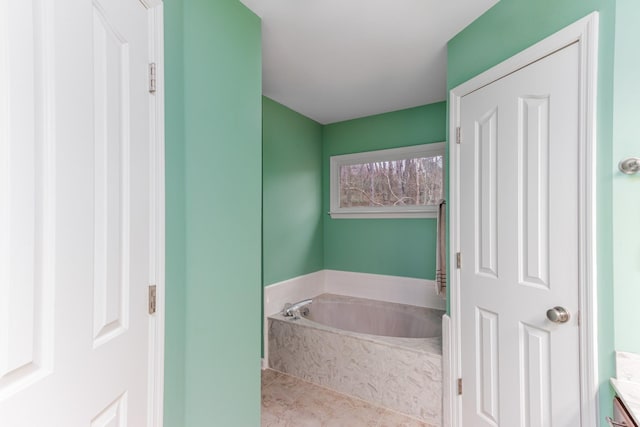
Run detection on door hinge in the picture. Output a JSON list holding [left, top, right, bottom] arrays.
[[456, 252, 461, 269], [456, 126, 461, 144], [457, 378, 463, 395], [148, 285, 157, 314], [149, 62, 157, 94]]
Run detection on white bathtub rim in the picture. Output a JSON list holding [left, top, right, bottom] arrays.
[[268, 312, 443, 357], [263, 269, 445, 367]]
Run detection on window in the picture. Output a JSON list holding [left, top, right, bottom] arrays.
[[329, 142, 445, 219]]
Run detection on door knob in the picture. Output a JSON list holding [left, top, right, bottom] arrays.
[[546, 306, 570, 323]]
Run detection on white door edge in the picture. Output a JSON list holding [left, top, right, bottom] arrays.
[[146, 3, 165, 427], [447, 11, 599, 427]]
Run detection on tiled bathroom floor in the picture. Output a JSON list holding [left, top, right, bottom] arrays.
[[261, 369, 436, 427]]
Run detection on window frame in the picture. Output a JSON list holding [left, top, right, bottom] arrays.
[[329, 142, 445, 219]]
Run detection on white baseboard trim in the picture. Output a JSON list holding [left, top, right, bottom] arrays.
[[323, 270, 446, 311], [263, 269, 445, 368]]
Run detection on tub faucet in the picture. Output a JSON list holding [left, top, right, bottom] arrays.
[[282, 299, 312, 317]]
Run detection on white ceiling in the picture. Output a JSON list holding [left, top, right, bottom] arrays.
[[240, 0, 499, 124]]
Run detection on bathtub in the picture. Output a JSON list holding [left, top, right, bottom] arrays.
[[268, 293, 444, 425]]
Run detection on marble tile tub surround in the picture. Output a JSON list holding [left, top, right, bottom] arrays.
[[263, 270, 445, 367], [262, 368, 437, 427], [610, 379, 640, 426], [616, 351, 640, 382], [611, 351, 640, 425], [441, 315, 451, 427], [268, 306, 443, 425]]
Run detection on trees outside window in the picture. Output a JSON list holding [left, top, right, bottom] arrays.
[[330, 143, 445, 219]]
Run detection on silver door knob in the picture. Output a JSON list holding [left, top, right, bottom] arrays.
[[546, 306, 570, 323]]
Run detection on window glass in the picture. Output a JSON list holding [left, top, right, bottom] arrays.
[[339, 156, 443, 208], [330, 143, 445, 219]]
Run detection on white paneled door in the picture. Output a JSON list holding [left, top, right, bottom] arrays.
[[459, 42, 582, 426], [0, 0, 158, 426]]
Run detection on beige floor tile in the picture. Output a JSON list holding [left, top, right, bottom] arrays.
[[261, 369, 433, 427], [323, 407, 380, 427], [261, 368, 281, 388], [262, 382, 297, 410], [284, 387, 343, 424], [261, 401, 290, 427], [319, 392, 384, 427], [377, 409, 433, 427]]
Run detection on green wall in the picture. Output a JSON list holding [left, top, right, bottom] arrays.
[[165, 0, 262, 425], [161, 0, 638, 424], [447, 0, 616, 422], [322, 103, 446, 279], [613, 0, 640, 354], [262, 97, 324, 286], [264, 99, 445, 284], [163, 0, 186, 424]]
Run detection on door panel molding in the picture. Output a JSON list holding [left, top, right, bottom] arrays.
[[518, 96, 551, 289], [448, 12, 599, 427], [91, 392, 129, 427], [476, 307, 500, 425], [475, 107, 499, 279], [0, 1, 165, 424], [0, 0, 55, 400], [519, 322, 552, 427], [92, 0, 132, 349]]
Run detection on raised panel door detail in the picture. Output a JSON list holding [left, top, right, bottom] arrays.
[[459, 41, 583, 427], [0, 0, 153, 423], [518, 96, 550, 289], [475, 308, 500, 426], [92, 2, 131, 348], [91, 392, 128, 427], [519, 323, 551, 427], [475, 108, 499, 278], [0, 0, 54, 400]]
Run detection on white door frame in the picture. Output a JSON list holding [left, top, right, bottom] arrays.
[[447, 12, 599, 427], [140, 1, 165, 426]]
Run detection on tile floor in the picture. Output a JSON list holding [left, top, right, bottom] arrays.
[[261, 369, 436, 427]]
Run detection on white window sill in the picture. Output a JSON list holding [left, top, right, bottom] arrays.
[[329, 210, 437, 219]]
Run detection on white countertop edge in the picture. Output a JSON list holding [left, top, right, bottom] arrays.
[[611, 378, 640, 425]]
